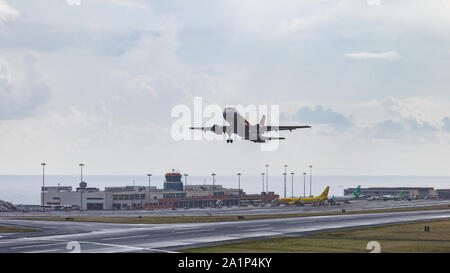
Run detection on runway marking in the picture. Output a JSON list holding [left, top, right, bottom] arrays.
[[286, 221, 303, 224], [172, 227, 200, 231], [245, 227, 272, 232], [137, 234, 255, 249], [285, 219, 324, 224], [11, 242, 66, 249], [237, 224, 270, 229], [19, 239, 176, 253], [232, 232, 282, 239], [3, 237, 174, 253], [101, 235, 150, 241], [141, 241, 193, 248], [173, 228, 215, 234], [144, 235, 242, 248], [82, 247, 136, 253], [80, 241, 176, 253], [25, 248, 63, 253]]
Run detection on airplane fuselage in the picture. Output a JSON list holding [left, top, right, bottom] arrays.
[[222, 107, 264, 142], [274, 186, 330, 206], [277, 196, 327, 206]]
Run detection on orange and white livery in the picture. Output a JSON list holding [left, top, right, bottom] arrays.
[[190, 107, 311, 143]]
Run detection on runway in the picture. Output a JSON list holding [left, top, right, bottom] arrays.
[[0, 209, 449, 253]]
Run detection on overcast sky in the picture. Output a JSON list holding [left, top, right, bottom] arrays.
[[1, 0, 450, 176]]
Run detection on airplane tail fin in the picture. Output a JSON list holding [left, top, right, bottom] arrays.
[[353, 185, 361, 197], [320, 186, 330, 198], [260, 115, 266, 127]]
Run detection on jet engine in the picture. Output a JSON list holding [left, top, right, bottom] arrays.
[[211, 124, 224, 135]]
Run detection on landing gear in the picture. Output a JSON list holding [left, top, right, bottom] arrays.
[[226, 133, 233, 143]]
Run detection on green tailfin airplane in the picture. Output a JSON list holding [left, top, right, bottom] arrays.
[[331, 185, 362, 202]]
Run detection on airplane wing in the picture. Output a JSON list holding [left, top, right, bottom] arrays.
[[189, 125, 227, 133], [189, 126, 212, 131], [264, 125, 311, 132]]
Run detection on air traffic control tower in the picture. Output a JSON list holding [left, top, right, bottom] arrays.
[[163, 169, 183, 191]]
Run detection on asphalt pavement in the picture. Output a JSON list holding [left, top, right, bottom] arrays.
[[0, 208, 449, 253]]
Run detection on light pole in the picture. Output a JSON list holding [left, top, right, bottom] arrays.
[[211, 173, 216, 208], [303, 172, 307, 197], [184, 173, 188, 208], [79, 163, 84, 182], [41, 163, 46, 207], [147, 173, 152, 203], [291, 172, 294, 197], [79, 163, 84, 211], [265, 164, 269, 193], [309, 165, 312, 197], [261, 173, 265, 193], [237, 173, 241, 206], [283, 165, 287, 198], [184, 174, 188, 190]]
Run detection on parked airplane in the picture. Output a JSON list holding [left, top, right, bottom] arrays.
[[382, 191, 406, 201], [190, 107, 311, 143], [272, 186, 330, 206], [330, 185, 362, 203], [368, 191, 407, 201]]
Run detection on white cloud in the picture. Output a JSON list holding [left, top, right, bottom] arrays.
[[0, 0, 18, 24], [286, 105, 353, 128], [345, 52, 401, 60], [350, 96, 450, 140], [363, 96, 450, 126], [106, 0, 149, 9], [0, 54, 50, 120], [280, 13, 333, 33], [2, 0, 450, 177], [220, 0, 450, 39]]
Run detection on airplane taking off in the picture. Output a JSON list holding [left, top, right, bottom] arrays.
[[272, 186, 330, 206], [190, 107, 311, 143]]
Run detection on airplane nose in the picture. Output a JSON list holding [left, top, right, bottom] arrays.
[[223, 108, 233, 119]]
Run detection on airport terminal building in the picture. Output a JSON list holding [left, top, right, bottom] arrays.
[[41, 171, 278, 210], [344, 187, 439, 199], [437, 189, 450, 199]]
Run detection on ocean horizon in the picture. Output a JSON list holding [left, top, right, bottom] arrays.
[[1, 175, 449, 205]]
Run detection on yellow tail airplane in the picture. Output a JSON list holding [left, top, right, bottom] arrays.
[[272, 186, 330, 206]]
